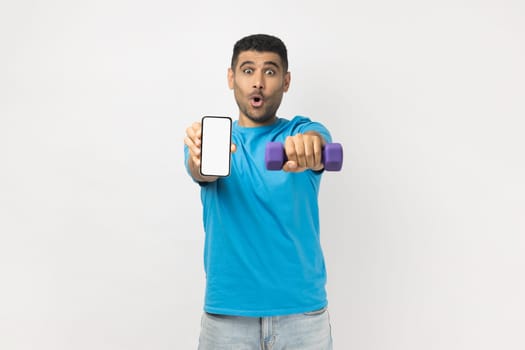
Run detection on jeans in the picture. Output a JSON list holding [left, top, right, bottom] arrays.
[[198, 307, 333, 350]]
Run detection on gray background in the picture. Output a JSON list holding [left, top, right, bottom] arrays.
[[1, 0, 524, 349]]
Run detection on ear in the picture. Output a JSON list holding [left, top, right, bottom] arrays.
[[227, 68, 234, 90], [283, 71, 291, 92]]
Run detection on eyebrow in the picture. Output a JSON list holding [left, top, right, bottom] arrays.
[[239, 60, 281, 70]]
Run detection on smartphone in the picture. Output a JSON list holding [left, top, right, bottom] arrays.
[[200, 116, 232, 177]]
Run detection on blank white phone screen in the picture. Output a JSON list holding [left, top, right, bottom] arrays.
[[200, 116, 232, 177]]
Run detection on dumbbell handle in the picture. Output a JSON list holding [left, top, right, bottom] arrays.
[[265, 142, 343, 171]]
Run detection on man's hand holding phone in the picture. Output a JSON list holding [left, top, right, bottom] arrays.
[[185, 116, 236, 182]]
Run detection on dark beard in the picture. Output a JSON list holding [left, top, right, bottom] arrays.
[[244, 111, 275, 125], [237, 102, 278, 126]]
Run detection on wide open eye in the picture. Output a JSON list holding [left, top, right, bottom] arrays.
[[243, 68, 254, 74], [265, 69, 275, 76]]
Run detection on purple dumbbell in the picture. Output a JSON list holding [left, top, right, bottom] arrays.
[[265, 142, 343, 171]]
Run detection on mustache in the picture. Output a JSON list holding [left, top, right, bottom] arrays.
[[248, 92, 265, 100]]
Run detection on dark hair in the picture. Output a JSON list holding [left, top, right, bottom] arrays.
[[231, 34, 288, 72]]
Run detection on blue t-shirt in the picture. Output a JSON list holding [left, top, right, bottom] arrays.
[[185, 116, 332, 317]]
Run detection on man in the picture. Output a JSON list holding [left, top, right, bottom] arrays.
[[184, 34, 334, 350]]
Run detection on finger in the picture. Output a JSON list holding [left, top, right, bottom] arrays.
[[185, 126, 196, 145], [284, 136, 297, 164], [304, 138, 315, 169], [293, 134, 307, 168], [282, 160, 298, 172], [231, 143, 237, 153], [283, 160, 308, 173], [184, 138, 201, 169], [193, 121, 201, 134], [187, 122, 202, 146], [312, 137, 323, 168], [184, 136, 201, 158]]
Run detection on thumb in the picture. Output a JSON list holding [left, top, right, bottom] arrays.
[[282, 160, 300, 172]]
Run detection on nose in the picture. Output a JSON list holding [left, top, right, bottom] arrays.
[[252, 71, 264, 89]]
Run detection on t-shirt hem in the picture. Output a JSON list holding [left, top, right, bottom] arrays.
[[204, 301, 328, 317]]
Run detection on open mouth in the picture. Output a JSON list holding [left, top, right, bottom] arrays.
[[250, 96, 264, 108]]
